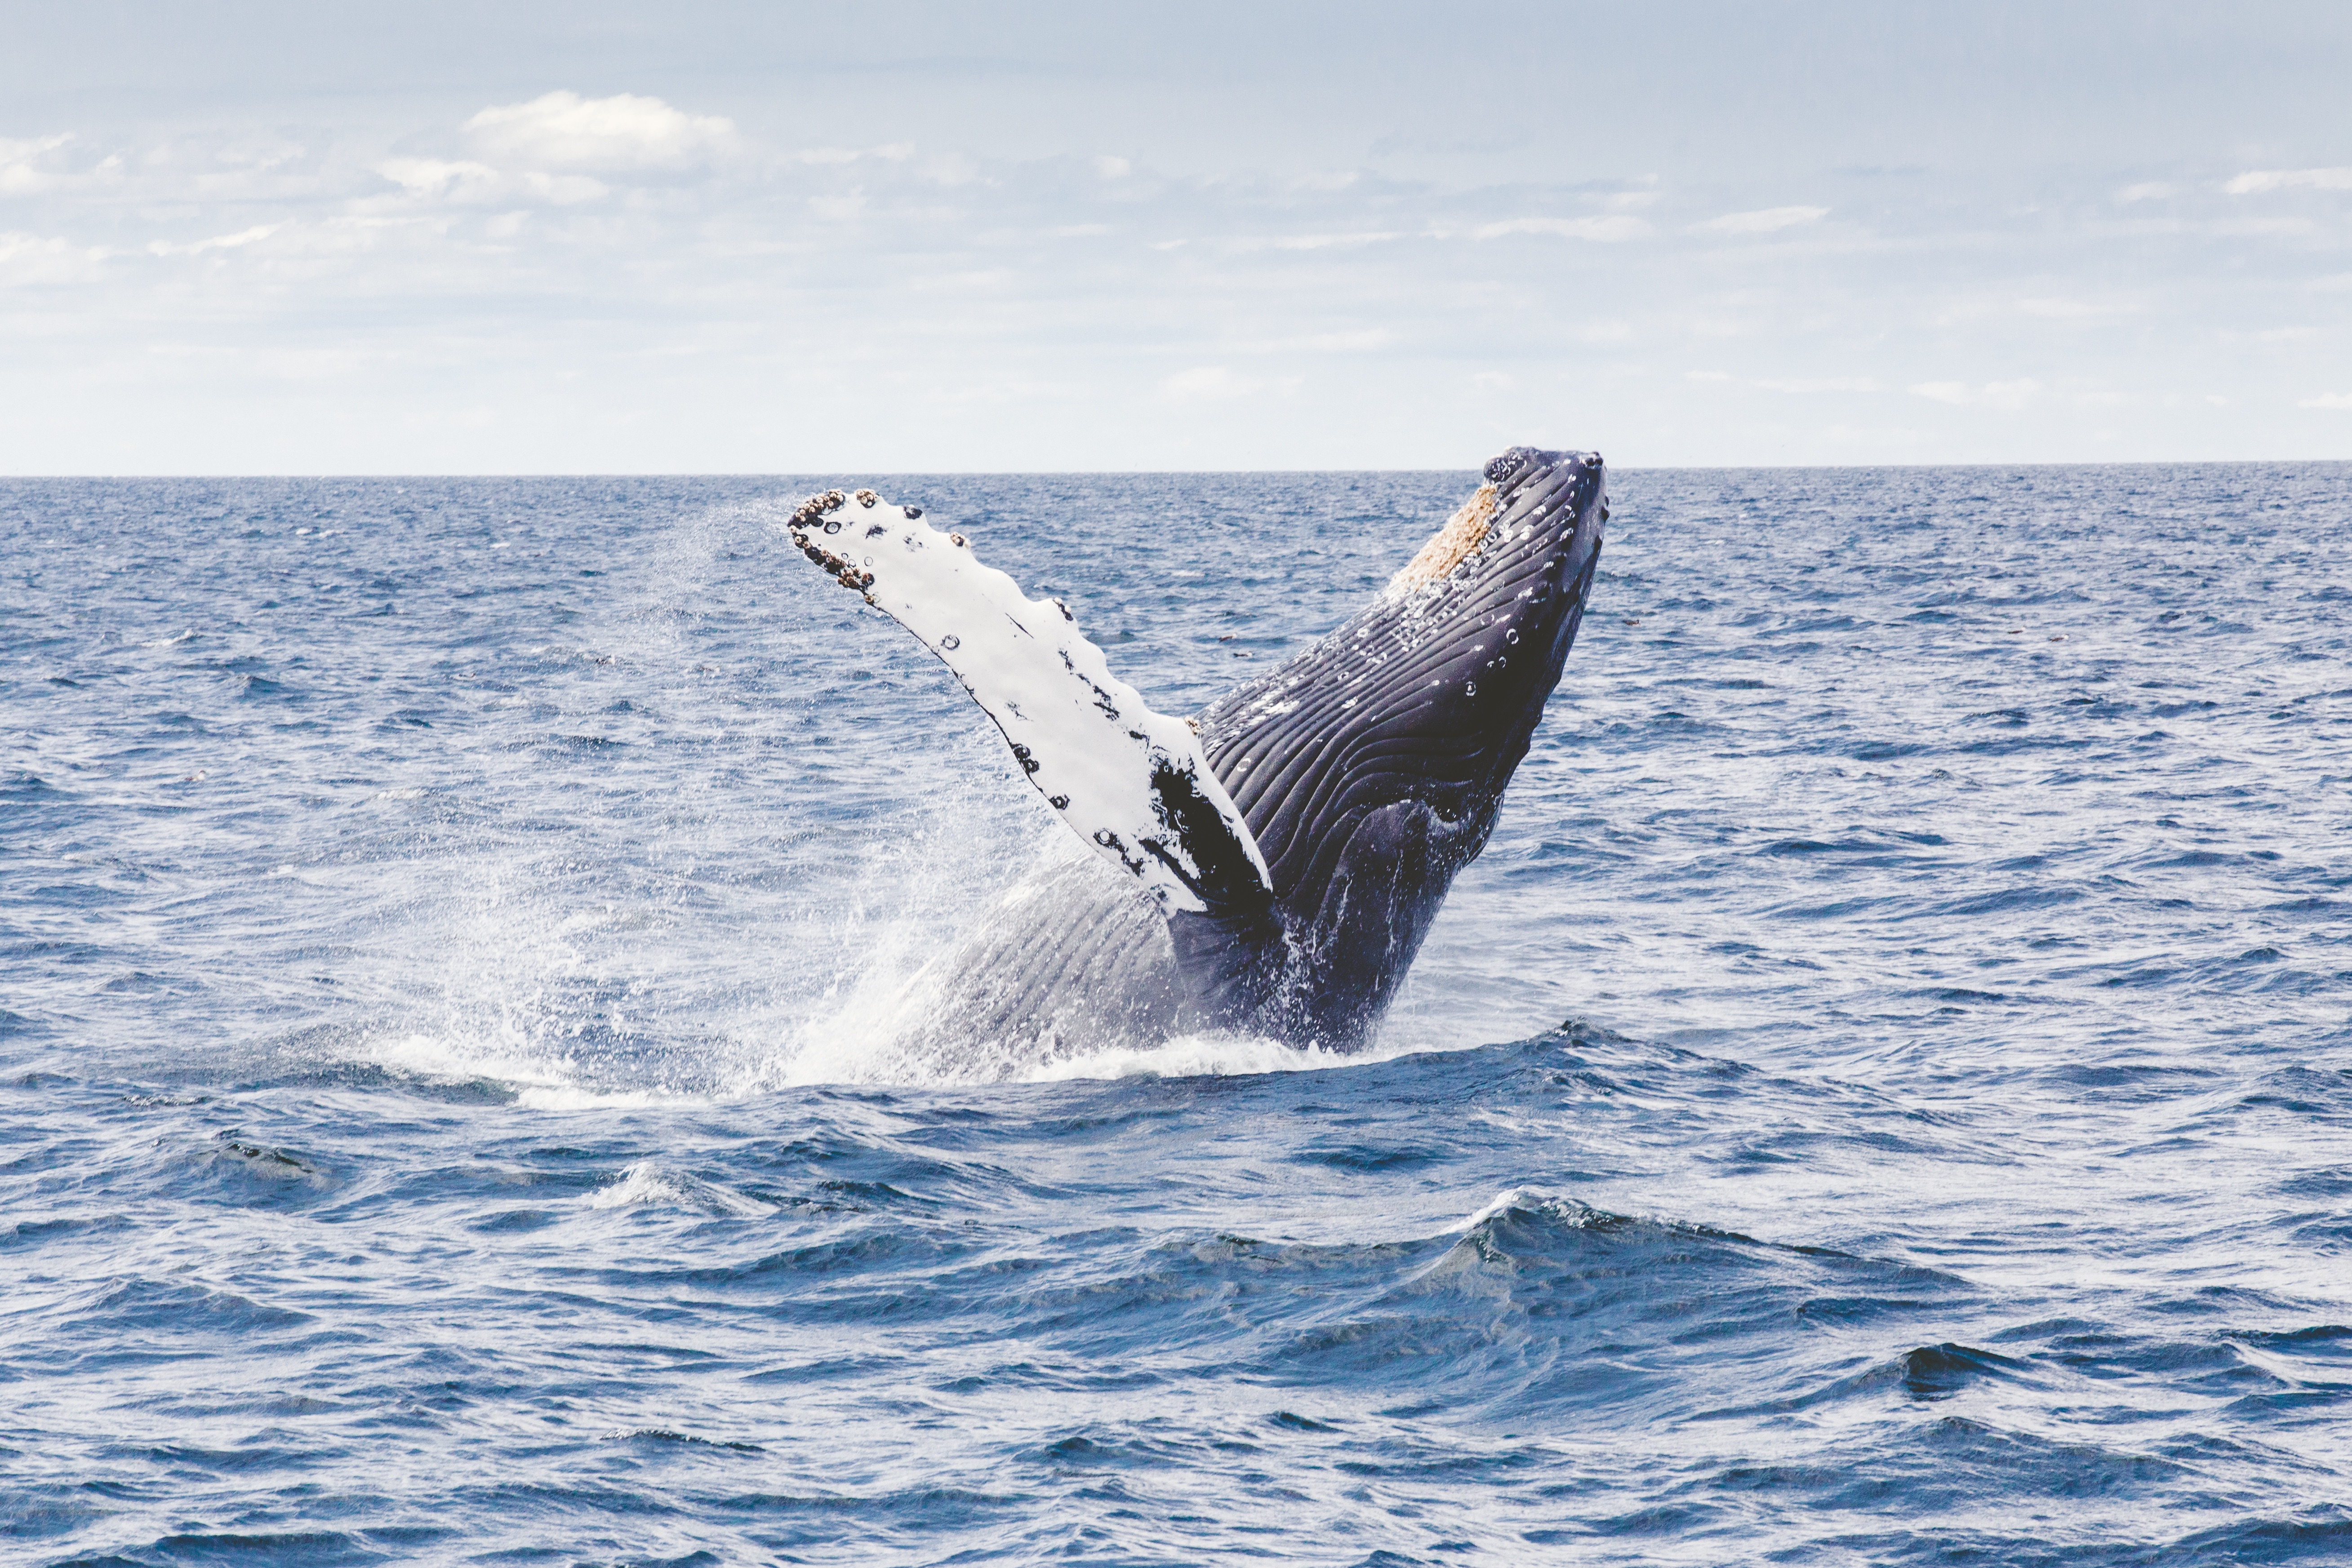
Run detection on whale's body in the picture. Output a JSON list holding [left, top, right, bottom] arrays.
[[788, 448, 1607, 1065]]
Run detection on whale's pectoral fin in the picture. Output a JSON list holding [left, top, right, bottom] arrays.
[[788, 489, 1275, 924]]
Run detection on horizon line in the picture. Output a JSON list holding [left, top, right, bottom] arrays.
[[5, 456, 2349, 481]]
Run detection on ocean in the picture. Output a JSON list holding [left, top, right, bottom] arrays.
[[4, 464, 2348, 1565]]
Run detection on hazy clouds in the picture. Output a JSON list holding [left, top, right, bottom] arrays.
[[2, 1, 2348, 471]]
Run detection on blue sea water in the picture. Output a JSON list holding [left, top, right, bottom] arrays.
[[3, 464, 2350, 1566]]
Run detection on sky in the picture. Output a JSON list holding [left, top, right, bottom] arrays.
[[2, 0, 2348, 473]]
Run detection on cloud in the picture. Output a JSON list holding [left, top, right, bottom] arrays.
[[0, 229, 104, 283], [464, 90, 734, 173], [2019, 296, 2138, 319], [376, 156, 605, 206], [1164, 366, 1259, 400], [2224, 167, 2352, 195], [1910, 379, 2041, 409], [1694, 205, 1828, 235], [2116, 182, 2173, 203], [147, 223, 280, 257], [1093, 155, 1131, 179], [1687, 369, 1876, 393], [1265, 231, 1401, 251], [794, 142, 913, 167], [2300, 392, 2352, 410], [1469, 216, 1650, 242], [1755, 377, 1879, 394], [377, 157, 499, 198], [0, 133, 74, 195], [1232, 329, 1392, 354]]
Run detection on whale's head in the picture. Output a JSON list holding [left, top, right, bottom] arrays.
[[1192, 446, 1606, 1044]]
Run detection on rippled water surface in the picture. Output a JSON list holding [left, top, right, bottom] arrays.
[[4, 466, 2350, 1565]]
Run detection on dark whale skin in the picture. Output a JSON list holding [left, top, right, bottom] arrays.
[[899, 448, 1607, 1062]]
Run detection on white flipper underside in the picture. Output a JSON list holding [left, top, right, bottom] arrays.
[[787, 489, 1273, 917]]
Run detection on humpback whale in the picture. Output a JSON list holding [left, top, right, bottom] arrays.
[[787, 446, 1607, 1065]]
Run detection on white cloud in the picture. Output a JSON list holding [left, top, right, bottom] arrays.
[[376, 157, 605, 206], [2210, 216, 2318, 236], [1755, 377, 1879, 394], [1232, 329, 1392, 353], [464, 90, 734, 172], [1687, 369, 1876, 393], [2116, 182, 2173, 203], [0, 133, 74, 195], [2019, 296, 2138, 319], [377, 157, 500, 198], [1694, 205, 1828, 235], [1093, 155, 1131, 179], [1469, 216, 1650, 242], [794, 142, 913, 167], [0, 230, 104, 283], [1165, 366, 1259, 400], [147, 223, 280, 257], [1267, 231, 1401, 251], [2224, 167, 2352, 195], [2301, 392, 2352, 410], [1910, 378, 2042, 410]]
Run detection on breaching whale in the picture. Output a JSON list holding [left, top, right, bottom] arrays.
[[787, 447, 1606, 1065]]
